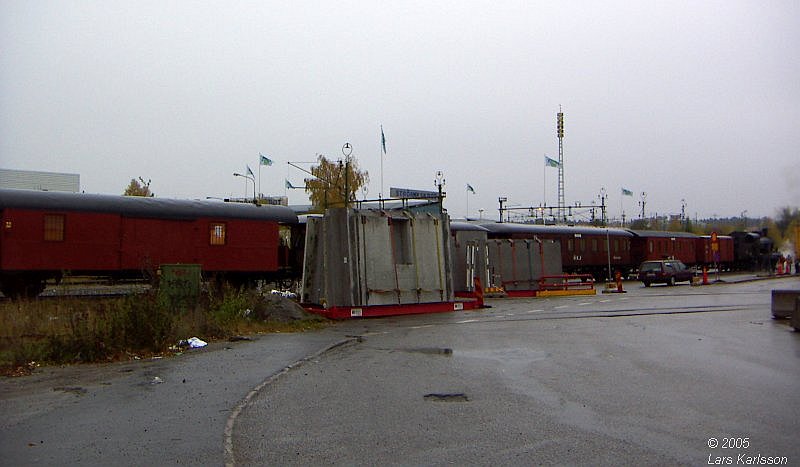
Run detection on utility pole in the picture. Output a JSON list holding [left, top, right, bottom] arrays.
[[598, 187, 608, 226]]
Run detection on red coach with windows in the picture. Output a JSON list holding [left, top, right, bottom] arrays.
[[0, 189, 298, 297], [628, 230, 698, 266]]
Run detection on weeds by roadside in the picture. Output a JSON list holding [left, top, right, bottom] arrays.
[[0, 287, 328, 376]]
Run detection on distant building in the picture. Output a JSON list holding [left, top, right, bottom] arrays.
[[0, 169, 80, 193], [225, 195, 289, 206]]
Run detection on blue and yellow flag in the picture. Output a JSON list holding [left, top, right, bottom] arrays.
[[544, 156, 560, 168]]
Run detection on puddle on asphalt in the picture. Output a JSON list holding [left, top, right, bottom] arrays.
[[399, 347, 453, 356], [424, 393, 469, 402]]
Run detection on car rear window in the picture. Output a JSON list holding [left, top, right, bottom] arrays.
[[640, 262, 662, 272]]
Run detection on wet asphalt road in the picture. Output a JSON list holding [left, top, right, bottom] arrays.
[[2, 276, 799, 466], [232, 277, 800, 466], [0, 330, 356, 466]]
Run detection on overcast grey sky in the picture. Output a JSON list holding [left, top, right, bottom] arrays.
[[1, 1, 798, 220]]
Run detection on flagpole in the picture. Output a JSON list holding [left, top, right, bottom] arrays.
[[466, 187, 469, 219], [380, 125, 385, 199], [258, 159, 261, 200]]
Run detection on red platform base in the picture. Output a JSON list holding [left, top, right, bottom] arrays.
[[304, 299, 481, 319]]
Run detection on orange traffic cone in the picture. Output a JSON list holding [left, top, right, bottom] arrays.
[[473, 276, 484, 308]]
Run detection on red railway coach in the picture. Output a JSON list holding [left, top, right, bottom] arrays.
[[696, 234, 734, 270], [0, 189, 298, 297], [628, 230, 697, 266], [479, 223, 634, 279]]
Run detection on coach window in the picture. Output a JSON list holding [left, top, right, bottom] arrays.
[[44, 214, 65, 242], [210, 222, 226, 245]]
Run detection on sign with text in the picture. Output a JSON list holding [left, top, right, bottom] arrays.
[[389, 187, 439, 199]]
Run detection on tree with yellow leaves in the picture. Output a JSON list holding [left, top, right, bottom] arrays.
[[123, 177, 154, 197], [305, 155, 368, 212]]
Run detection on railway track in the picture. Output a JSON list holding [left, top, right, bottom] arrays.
[[0, 278, 152, 300]]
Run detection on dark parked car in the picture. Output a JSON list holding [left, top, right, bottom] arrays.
[[638, 260, 693, 286]]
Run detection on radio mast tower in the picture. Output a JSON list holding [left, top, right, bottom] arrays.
[[556, 107, 565, 222]]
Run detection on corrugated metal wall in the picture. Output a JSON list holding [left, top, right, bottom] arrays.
[[301, 208, 454, 308], [0, 169, 80, 192]]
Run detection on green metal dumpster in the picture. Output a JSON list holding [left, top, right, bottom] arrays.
[[159, 264, 201, 308]]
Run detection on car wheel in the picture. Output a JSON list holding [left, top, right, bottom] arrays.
[[643, 281, 651, 287], [668, 276, 675, 286]]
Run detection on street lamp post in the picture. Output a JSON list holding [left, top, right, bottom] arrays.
[[681, 199, 687, 230], [233, 172, 255, 202], [434, 171, 446, 214], [638, 192, 647, 220]]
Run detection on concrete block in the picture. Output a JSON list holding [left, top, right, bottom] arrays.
[[771, 289, 800, 319]]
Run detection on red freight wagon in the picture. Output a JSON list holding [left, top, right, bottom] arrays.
[[628, 230, 697, 266], [0, 189, 297, 297], [480, 223, 634, 279], [696, 235, 734, 270]]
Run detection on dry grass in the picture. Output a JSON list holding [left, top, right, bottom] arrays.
[[0, 289, 328, 376]]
